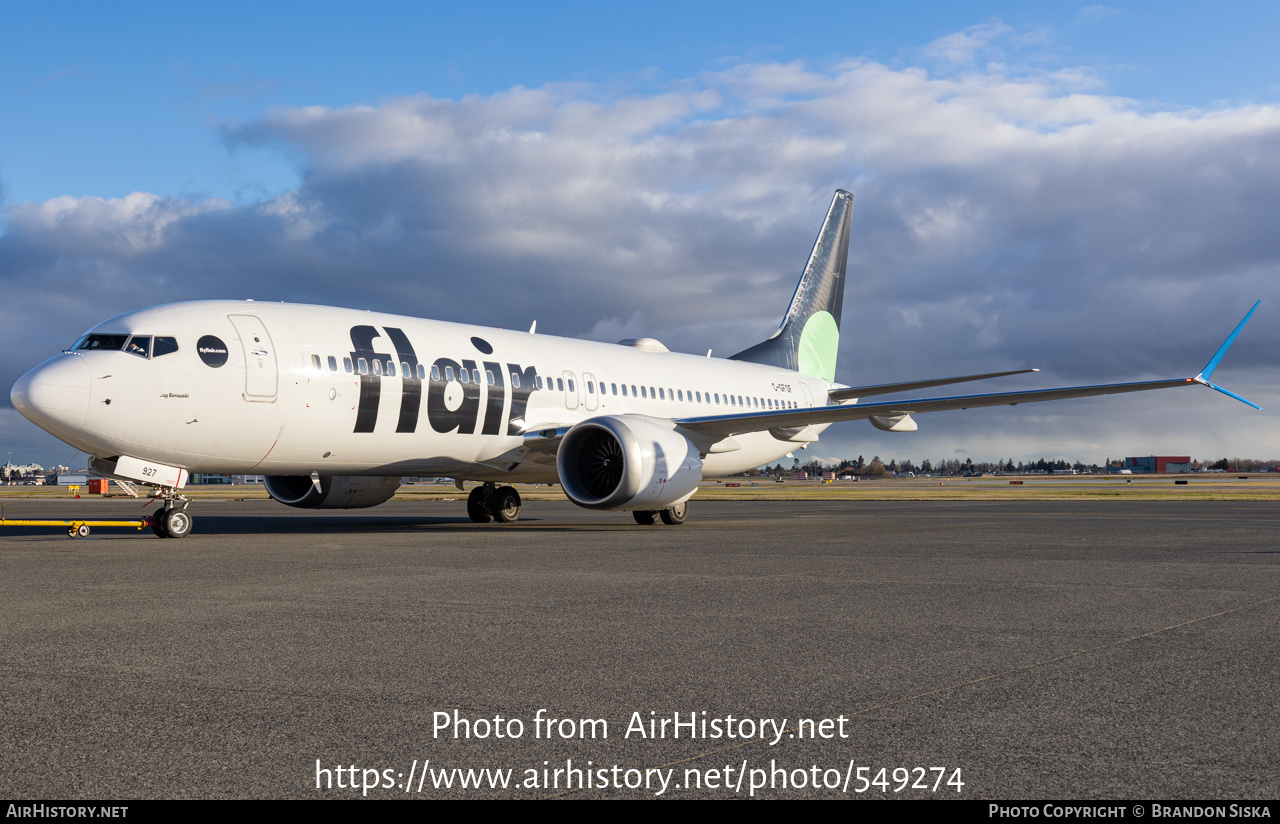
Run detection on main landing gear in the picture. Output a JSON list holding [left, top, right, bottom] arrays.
[[467, 483, 522, 523], [633, 500, 688, 526], [150, 491, 194, 538]]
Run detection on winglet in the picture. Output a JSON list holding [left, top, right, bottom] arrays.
[[1194, 300, 1261, 409], [1195, 378, 1262, 410]]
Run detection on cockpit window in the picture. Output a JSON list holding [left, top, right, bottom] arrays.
[[153, 337, 179, 357], [124, 336, 152, 358], [76, 334, 129, 351]]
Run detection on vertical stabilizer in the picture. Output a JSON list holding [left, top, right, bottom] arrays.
[[730, 190, 852, 381]]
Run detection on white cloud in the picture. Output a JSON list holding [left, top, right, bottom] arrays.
[[1075, 5, 1119, 27], [7, 192, 230, 255], [922, 23, 1015, 67]]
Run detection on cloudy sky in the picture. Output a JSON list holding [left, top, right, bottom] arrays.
[[3, 1, 1277, 469]]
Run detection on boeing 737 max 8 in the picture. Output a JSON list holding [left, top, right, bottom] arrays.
[[9, 191, 1261, 537]]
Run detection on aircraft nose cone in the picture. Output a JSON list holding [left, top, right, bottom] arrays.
[[11, 355, 91, 441]]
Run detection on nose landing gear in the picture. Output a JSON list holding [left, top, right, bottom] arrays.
[[150, 492, 194, 538]]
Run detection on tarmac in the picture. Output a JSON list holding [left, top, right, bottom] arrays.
[[1, 498, 1277, 799]]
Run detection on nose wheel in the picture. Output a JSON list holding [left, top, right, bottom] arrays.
[[151, 501, 194, 538]]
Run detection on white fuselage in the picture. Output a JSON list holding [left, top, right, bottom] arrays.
[[18, 301, 832, 481]]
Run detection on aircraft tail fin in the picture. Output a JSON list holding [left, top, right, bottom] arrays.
[[730, 189, 853, 381]]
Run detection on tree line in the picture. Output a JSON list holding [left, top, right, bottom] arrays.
[[745, 456, 1279, 477]]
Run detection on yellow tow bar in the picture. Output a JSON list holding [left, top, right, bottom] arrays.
[[0, 508, 151, 538]]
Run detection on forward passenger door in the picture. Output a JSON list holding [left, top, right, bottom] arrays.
[[228, 314, 278, 402]]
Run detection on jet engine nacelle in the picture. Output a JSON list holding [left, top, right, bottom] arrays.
[[557, 415, 703, 511], [264, 475, 401, 509]]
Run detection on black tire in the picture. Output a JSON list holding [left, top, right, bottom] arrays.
[[660, 501, 688, 525], [491, 486, 521, 523], [633, 510, 657, 525], [151, 516, 168, 537], [163, 508, 193, 538], [68, 524, 90, 538], [467, 486, 493, 523]]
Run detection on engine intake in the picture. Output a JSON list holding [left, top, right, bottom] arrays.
[[264, 475, 401, 509], [557, 416, 702, 510]]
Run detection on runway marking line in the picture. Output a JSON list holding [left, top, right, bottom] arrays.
[[545, 591, 1280, 798]]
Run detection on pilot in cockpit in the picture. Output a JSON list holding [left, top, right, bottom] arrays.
[[125, 336, 151, 358]]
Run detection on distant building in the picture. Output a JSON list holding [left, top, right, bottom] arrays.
[[190, 474, 264, 484], [5, 463, 46, 484], [1122, 456, 1191, 474]]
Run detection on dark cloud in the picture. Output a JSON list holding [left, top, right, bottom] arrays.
[[3, 55, 1278, 466]]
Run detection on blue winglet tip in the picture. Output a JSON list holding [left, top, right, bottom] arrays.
[[1198, 378, 1262, 411], [1197, 300, 1260, 382]]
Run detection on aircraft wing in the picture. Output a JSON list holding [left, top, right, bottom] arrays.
[[516, 302, 1259, 455], [678, 300, 1262, 441], [677, 376, 1202, 439], [827, 369, 1039, 401]]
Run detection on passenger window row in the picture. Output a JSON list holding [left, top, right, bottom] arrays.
[[320, 356, 512, 389], [598, 381, 797, 410], [529, 373, 798, 410], [526, 373, 797, 409]]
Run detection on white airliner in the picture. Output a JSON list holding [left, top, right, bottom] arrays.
[[10, 190, 1261, 537]]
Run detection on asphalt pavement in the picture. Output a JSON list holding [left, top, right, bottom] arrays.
[[1, 499, 1277, 799]]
